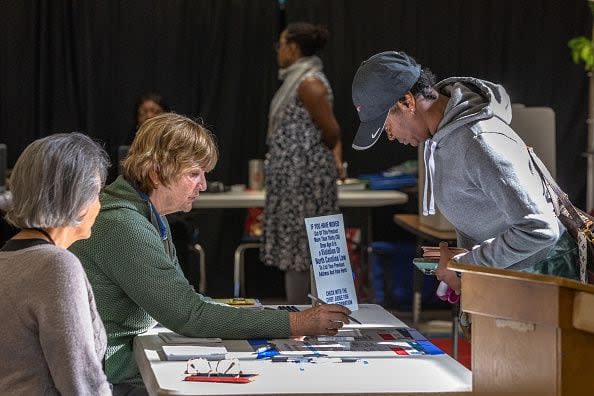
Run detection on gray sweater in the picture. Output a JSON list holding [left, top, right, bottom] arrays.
[[0, 244, 111, 395], [425, 77, 563, 270]]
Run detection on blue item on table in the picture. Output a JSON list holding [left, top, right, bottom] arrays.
[[358, 173, 417, 190]]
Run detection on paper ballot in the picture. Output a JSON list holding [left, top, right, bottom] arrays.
[[305, 214, 358, 311]]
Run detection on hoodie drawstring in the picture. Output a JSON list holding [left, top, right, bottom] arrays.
[[423, 140, 437, 216]]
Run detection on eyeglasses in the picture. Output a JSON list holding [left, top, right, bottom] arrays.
[[186, 358, 242, 376]]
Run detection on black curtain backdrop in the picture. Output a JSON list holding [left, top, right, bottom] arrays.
[[0, 0, 281, 295], [1, 0, 279, 181], [0, 0, 591, 296]]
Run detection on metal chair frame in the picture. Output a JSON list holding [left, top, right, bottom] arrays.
[[233, 242, 262, 297]]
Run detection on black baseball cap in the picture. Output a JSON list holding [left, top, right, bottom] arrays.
[[351, 51, 421, 150]]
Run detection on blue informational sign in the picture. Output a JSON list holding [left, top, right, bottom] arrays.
[[305, 214, 359, 311]]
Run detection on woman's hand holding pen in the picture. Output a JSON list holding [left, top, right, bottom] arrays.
[[288, 304, 351, 336]]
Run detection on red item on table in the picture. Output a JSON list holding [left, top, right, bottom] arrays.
[[184, 375, 252, 384]]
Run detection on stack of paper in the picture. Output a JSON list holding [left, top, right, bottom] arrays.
[[336, 178, 367, 191], [421, 246, 466, 259], [162, 345, 228, 361]]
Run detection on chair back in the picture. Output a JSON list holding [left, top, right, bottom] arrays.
[[117, 145, 130, 174]]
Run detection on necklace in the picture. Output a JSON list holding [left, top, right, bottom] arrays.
[[25, 228, 56, 245]]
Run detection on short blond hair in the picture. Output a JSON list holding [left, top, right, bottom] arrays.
[[122, 113, 218, 193]]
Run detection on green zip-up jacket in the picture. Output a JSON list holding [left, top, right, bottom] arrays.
[[70, 176, 290, 385]]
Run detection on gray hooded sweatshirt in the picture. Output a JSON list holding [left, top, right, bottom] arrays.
[[424, 77, 562, 270]]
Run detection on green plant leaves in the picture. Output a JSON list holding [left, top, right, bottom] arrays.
[[569, 36, 594, 71]]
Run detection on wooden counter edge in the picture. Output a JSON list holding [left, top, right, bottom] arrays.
[[448, 261, 594, 294]]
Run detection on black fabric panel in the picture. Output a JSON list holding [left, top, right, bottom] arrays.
[[0, 0, 280, 295], [1, 0, 279, 182]]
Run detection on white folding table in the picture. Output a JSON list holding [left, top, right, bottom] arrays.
[[135, 304, 471, 396]]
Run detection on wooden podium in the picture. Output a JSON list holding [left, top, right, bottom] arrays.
[[450, 262, 594, 395]]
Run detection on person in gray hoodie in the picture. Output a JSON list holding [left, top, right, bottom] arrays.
[[351, 51, 579, 293]]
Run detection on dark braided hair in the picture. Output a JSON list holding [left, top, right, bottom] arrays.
[[406, 68, 438, 100], [285, 22, 329, 56], [392, 67, 438, 114]]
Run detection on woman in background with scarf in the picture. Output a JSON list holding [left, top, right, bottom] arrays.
[[262, 22, 343, 304]]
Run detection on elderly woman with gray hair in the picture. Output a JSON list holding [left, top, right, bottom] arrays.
[[0, 133, 111, 395]]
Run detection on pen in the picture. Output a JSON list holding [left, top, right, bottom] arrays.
[[307, 293, 362, 324], [253, 343, 279, 359], [271, 355, 358, 363]]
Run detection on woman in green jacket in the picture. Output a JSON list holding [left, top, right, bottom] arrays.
[[71, 112, 350, 394]]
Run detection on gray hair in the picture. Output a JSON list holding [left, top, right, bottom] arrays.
[[5, 132, 109, 228]]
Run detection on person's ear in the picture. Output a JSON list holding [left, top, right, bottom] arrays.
[[78, 206, 89, 220], [399, 92, 417, 115], [404, 92, 416, 109], [288, 42, 302, 58], [148, 167, 162, 189]]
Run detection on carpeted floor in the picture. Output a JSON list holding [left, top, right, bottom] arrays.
[[429, 337, 471, 369]]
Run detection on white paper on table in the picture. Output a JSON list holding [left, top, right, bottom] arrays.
[[162, 345, 227, 361], [304, 214, 358, 311]]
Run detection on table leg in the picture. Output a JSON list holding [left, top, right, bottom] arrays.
[[412, 266, 423, 325], [451, 302, 459, 360], [362, 207, 373, 302], [352, 207, 374, 303]]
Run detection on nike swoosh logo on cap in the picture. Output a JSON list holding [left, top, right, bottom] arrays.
[[371, 126, 382, 139]]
